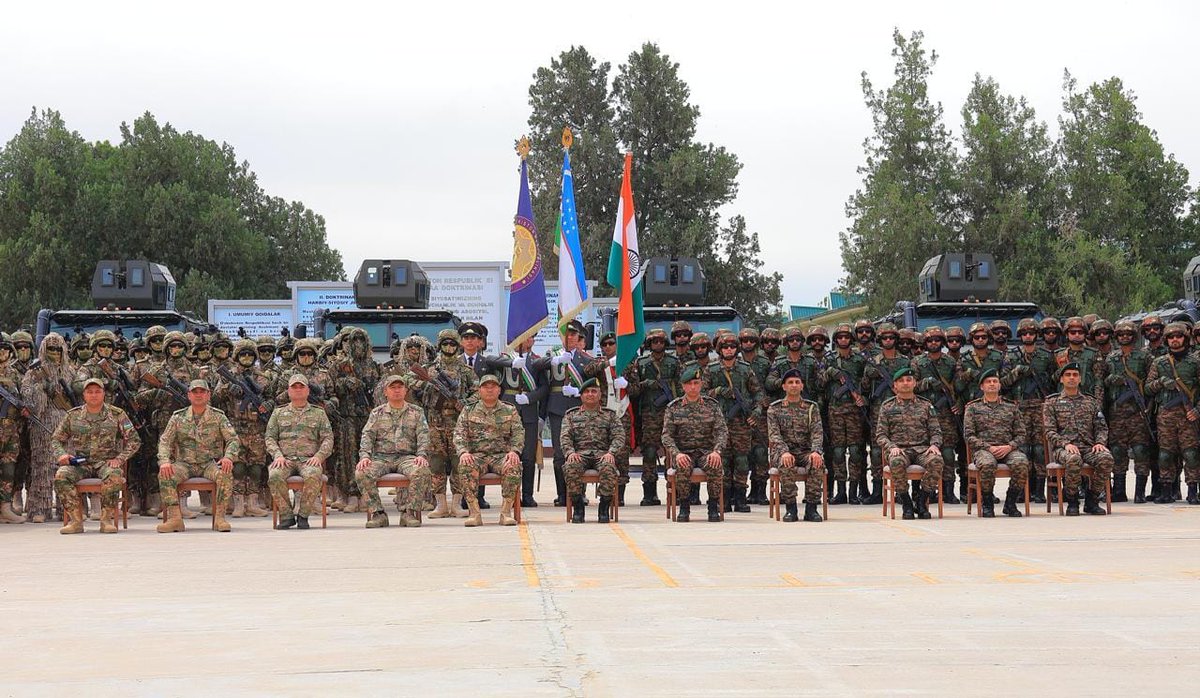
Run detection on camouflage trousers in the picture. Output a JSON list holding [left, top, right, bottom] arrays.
[[565, 453, 619, 498], [887, 446, 943, 494], [0, 418, 19, 503], [751, 420, 770, 481], [772, 451, 824, 504], [158, 461, 233, 509], [54, 462, 125, 509], [336, 413, 368, 496], [1052, 448, 1114, 495], [1155, 406, 1200, 484], [1018, 400, 1046, 475], [721, 417, 754, 488], [355, 455, 431, 514], [131, 425, 161, 499], [427, 411, 463, 496], [615, 412, 631, 485], [636, 408, 665, 484], [971, 448, 1030, 492], [232, 429, 266, 496], [827, 402, 866, 481], [1106, 402, 1154, 476], [670, 450, 723, 501], [455, 454, 520, 502], [267, 461, 324, 517]]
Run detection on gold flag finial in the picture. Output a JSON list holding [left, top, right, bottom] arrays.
[[562, 127, 573, 149], [517, 136, 531, 160]]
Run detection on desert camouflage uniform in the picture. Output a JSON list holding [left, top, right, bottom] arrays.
[[51, 403, 140, 511], [355, 401, 430, 515], [156, 406, 240, 509], [266, 402, 334, 517]]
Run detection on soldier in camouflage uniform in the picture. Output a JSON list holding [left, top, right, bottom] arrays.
[[0, 337, 28, 523], [354, 374, 430, 528], [1141, 315, 1167, 357], [266, 373, 334, 529], [989, 320, 1013, 356], [137, 331, 202, 517], [956, 322, 1008, 502], [854, 319, 878, 359], [683, 332, 713, 382], [255, 335, 278, 384], [875, 367, 943, 520], [897, 328, 918, 358], [862, 323, 908, 505], [912, 326, 962, 503], [498, 336, 548, 508], [662, 365, 728, 522], [20, 332, 75, 523], [670, 320, 694, 363], [1103, 320, 1154, 503], [8, 330, 34, 519], [326, 327, 379, 514], [51, 378, 140, 533], [560, 378, 626, 523], [410, 328, 478, 518], [452, 374, 523, 527], [1090, 319, 1114, 356], [68, 332, 91, 369], [625, 328, 679, 506], [276, 331, 297, 375], [276, 338, 340, 502], [155, 379, 240, 532], [373, 334, 430, 404], [706, 333, 764, 513], [205, 333, 235, 382], [1056, 317, 1106, 401], [739, 327, 773, 505], [1003, 318, 1057, 504], [1040, 317, 1064, 354], [766, 326, 815, 404], [760, 327, 782, 366], [944, 325, 966, 363], [1144, 322, 1200, 505], [212, 339, 275, 517], [767, 368, 826, 522], [963, 369, 1029, 517], [820, 323, 868, 505], [1044, 363, 1114, 515]]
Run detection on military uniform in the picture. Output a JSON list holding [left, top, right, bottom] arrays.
[[1055, 317, 1106, 401], [912, 327, 962, 500], [624, 330, 680, 504], [766, 395, 825, 521], [1003, 321, 1057, 502], [275, 338, 340, 506], [355, 396, 431, 526], [409, 329, 478, 511], [581, 339, 632, 501], [452, 383, 524, 525], [212, 340, 275, 515], [497, 349, 549, 507], [661, 391, 728, 520], [327, 327, 380, 511], [51, 399, 140, 533], [963, 395, 1030, 516], [820, 338, 868, 504], [156, 396, 240, 531], [863, 325, 909, 502], [875, 391, 943, 518], [265, 385, 334, 526], [0, 349, 25, 519], [1145, 341, 1200, 502], [1043, 389, 1114, 514], [1103, 325, 1154, 502], [19, 332, 75, 523], [534, 337, 594, 506], [706, 350, 764, 511], [560, 400, 626, 521]]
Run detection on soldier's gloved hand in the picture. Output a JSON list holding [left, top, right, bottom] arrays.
[[552, 352, 573, 367], [613, 376, 628, 390], [515, 393, 530, 405], [260, 400, 275, 413], [512, 356, 526, 370], [562, 385, 580, 397]]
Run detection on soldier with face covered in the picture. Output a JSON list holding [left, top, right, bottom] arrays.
[[326, 327, 379, 513], [276, 330, 297, 375], [254, 335, 278, 382], [374, 334, 430, 404], [625, 328, 680, 506], [1104, 319, 1154, 503], [20, 332, 75, 523], [136, 331, 201, 517], [408, 328, 478, 517], [8, 330, 35, 518], [0, 336, 28, 523], [68, 332, 91, 369], [213, 339, 275, 517]]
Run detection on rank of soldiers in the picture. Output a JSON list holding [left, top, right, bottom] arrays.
[[0, 313, 1196, 536]]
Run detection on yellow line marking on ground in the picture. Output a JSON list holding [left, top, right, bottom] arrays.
[[610, 523, 680, 588], [517, 521, 541, 588], [467, 579, 491, 589], [880, 521, 925, 537], [961, 547, 1043, 572], [780, 574, 807, 587], [911, 572, 940, 585]]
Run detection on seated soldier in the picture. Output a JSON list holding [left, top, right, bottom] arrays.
[[661, 365, 728, 522], [156, 380, 239, 533], [1044, 362, 1114, 516], [963, 369, 1030, 517], [355, 375, 432, 528], [266, 373, 334, 530], [452, 374, 523, 527], [560, 378, 626, 523], [766, 369, 825, 522], [874, 367, 943, 520]]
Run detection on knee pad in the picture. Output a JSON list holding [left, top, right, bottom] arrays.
[[1158, 450, 1177, 470], [870, 446, 882, 467], [831, 447, 846, 466], [848, 445, 865, 464], [1108, 446, 1128, 470], [642, 446, 658, 467], [734, 454, 750, 474], [1131, 444, 1153, 464], [752, 445, 768, 467], [1031, 444, 1044, 465], [940, 447, 956, 468], [1183, 448, 1199, 469]]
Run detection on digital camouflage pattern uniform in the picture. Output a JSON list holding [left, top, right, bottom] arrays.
[[452, 396, 524, 503], [1003, 324, 1057, 492], [212, 342, 275, 499], [412, 330, 478, 498], [1103, 328, 1154, 499], [863, 325, 910, 495], [156, 405, 240, 510], [963, 397, 1030, 493], [766, 397, 825, 505], [624, 333, 680, 492], [355, 399, 431, 517], [661, 394, 729, 502], [820, 340, 868, 492], [51, 403, 140, 520], [560, 403, 626, 498], [0, 353, 25, 506], [1055, 317, 1106, 401], [1043, 390, 1114, 500], [1145, 344, 1200, 493], [912, 328, 961, 495], [875, 395, 943, 494], [276, 339, 340, 494], [739, 328, 774, 502], [266, 401, 335, 518]]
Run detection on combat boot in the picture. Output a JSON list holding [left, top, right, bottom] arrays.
[[127, 491, 143, 516], [276, 512, 297, 529], [981, 487, 995, 518], [1111, 473, 1128, 502], [453, 495, 470, 518], [863, 480, 883, 505], [640, 481, 659, 506], [1003, 487, 1022, 517], [1083, 488, 1106, 515], [87, 493, 101, 520], [1065, 494, 1080, 516], [597, 496, 611, 524], [707, 499, 721, 522], [617, 484, 626, 507], [59, 501, 84, 534], [829, 480, 847, 505], [99, 505, 118, 533], [1031, 474, 1046, 504], [782, 502, 798, 522], [365, 510, 389, 528], [571, 495, 585, 524], [213, 505, 232, 532], [156, 505, 185, 533], [179, 494, 198, 519], [733, 486, 751, 513], [846, 480, 860, 505], [803, 502, 823, 522], [688, 489, 701, 506], [145, 492, 162, 517], [429, 493, 451, 518], [723, 484, 733, 513], [914, 488, 931, 520], [1148, 477, 1162, 502], [1156, 480, 1175, 504], [1188, 483, 1200, 505], [677, 500, 690, 522], [245, 493, 269, 517], [231, 494, 246, 518], [942, 478, 960, 505], [1134, 474, 1148, 504], [0, 502, 26, 524], [296, 515, 311, 529], [496, 497, 517, 526], [402, 509, 421, 527], [898, 491, 915, 520], [463, 499, 483, 527]]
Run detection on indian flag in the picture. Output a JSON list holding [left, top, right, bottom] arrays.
[[605, 152, 644, 373]]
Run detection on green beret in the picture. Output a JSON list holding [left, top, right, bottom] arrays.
[[681, 365, 703, 382], [893, 367, 914, 381], [579, 378, 601, 391], [781, 368, 804, 382], [977, 368, 998, 386], [1060, 362, 1081, 377]]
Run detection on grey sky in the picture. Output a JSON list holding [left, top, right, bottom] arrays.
[[3, 1, 1197, 310]]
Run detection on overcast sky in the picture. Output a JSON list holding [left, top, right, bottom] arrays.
[[3, 1, 1198, 308]]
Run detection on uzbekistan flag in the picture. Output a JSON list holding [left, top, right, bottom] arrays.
[[506, 155, 549, 349], [555, 148, 589, 333], [605, 153, 644, 373]]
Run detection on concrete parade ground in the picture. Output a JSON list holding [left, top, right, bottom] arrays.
[[3, 466, 1200, 697]]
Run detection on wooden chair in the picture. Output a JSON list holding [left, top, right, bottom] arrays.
[[270, 474, 329, 528], [881, 463, 944, 519], [479, 472, 521, 523], [664, 460, 724, 522], [73, 467, 130, 531], [1043, 436, 1112, 515], [767, 465, 829, 521], [163, 477, 219, 530], [964, 445, 1031, 517], [565, 469, 619, 522], [361, 473, 421, 525]]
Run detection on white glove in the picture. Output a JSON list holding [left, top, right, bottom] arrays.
[[562, 385, 580, 397], [552, 352, 572, 366], [613, 377, 628, 389], [608, 356, 617, 366], [515, 393, 530, 405], [512, 356, 526, 370]]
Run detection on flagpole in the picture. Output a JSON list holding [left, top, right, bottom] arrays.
[[560, 127, 572, 352]]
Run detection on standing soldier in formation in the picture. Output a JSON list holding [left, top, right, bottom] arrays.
[[327, 327, 379, 514], [670, 321, 693, 363], [738, 327, 773, 505], [155, 379, 239, 533], [1004, 318, 1057, 503], [409, 329, 477, 518], [706, 333, 764, 512], [625, 328, 679, 506], [1044, 363, 1114, 515], [661, 365, 727, 522], [989, 321, 1013, 356], [1144, 322, 1200, 505], [1040, 317, 1064, 354], [1090, 319, 1114, 356], [963, 370, 1029, 517], [354, 375, 430, 528], [452, 373, 523, 527], [212, 339, 274, 518], [854, 319, 878, 358], [374, 334, 430, 403], [51, 377, 140, 533], [766, 326, 814, 403], [9, 330, 34, 519], [20, 332, 75, 523], [820, 323, 868, 505], [944, 326, 966, 363], [767, 369, 825, 522], [1056, 317, 1105, 400], [137, 331, 201, 517], [276, 331, 297, 375], [875, 367, 943, 520], [560, 378, 626, 523], [500, 336, 548, 508], [255, 336, 278, 385], [267, 373, 334, 530], [760, 327, 782, 366], [912, 327, 962, 503], [684, 332, 713, 383], [0, 336, 28, 523], [862, 323, 908, 504], [1103, 320, 1154, 503], [897, 328, 918, 358], [206, 334, 235, 380], [584, 332, 632, 506], [1141, 315, 1167, 357]]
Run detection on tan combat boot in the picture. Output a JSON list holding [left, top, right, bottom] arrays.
[[245, 492, 269, 517], [463, 498, 483, 527], [231, 494, 246, 518], [180, 493, 198, 519], [0, 502, 26, 524], [213, 505, 231, 532], [11, 490, 23, 515], [156, 505, 185, 533], [99, 505, 118, 533], [198, 491, 212, 516], [144, 492, 162, 517], [452, 493, 470, 518], [403, 509, 422, 528], [87, 493, 101, 520], [59, 501, 84, 534], [344, 495, 361, 513], [428, 493, 451, 518], [498, 497, 517, 526]]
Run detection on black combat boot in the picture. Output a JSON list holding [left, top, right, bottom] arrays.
[[1134, 474, 1148, 504], [676, 500, 690, 522], [617, 484, 626, 508], [898, 491, 915, 520], [864, 480, 883, 505], [1111, 472, 1128, 503], [296, 515, 310, 530], [597, 496, 612, 523], [733, 486, 751, 513], [942, 477, 960, 505], [914, 488, 932, 520], [1156, 480, 1175, 504], [570, 495, 585, 523], [981, 487, 995, 518], [723, 484, 733, 513], [1173, 473, 1184, 501], [1083, 488, 1105, 515], [640, 481, 659, 506], [707, 499, 721, 522], [846, 479, 859, 505], [1148, 475, 1162, 502], [830, 480, 848, 505], [1186, 483, 1199, 505], [478, 486, 490, 509], [783, 502, 799, 522], [959, 475, 970, 503], [1065, 493, 1080, 516], [803, 502, 823, 522], [1003, 487, 1022, 517], [688, 489, 701, 506]]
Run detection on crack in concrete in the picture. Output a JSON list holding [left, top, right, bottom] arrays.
[[525, 523, 587, 696]]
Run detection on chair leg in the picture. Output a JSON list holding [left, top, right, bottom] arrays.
[[321, 480, 328, 528], [271, 495, 278, 528], [822, 479, 829, 521], [1025, 477, 1031, 516], [1105, 480, 1112, 515], [1058, 475, 1065, 516], [666, 474, 675, 521], [937, 478, 944, 519]]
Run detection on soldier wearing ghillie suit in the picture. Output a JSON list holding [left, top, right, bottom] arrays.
[[20, 332, 75, 523], [326, 327, 379, 514], [408, 329, 478, 518], [212, 339, 275, 518]]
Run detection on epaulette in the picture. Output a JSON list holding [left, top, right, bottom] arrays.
[[172, 407, 189, 416], [565, 406, 582, 416], [1046, 392, 1062, 400]]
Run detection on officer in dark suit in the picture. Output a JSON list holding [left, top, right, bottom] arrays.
[[497, 336, 549, 507], [528, 320, 593, 506]]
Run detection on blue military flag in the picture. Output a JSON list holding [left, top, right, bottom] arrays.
[[506, 140, 550, 349]]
